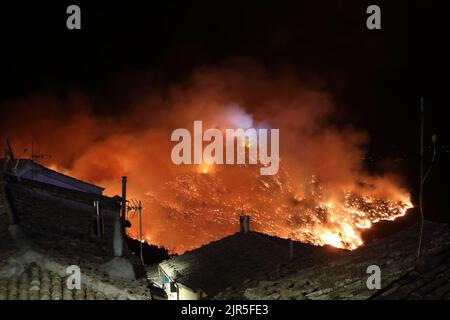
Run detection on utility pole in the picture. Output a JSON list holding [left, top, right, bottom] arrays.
[[417, 98, 424, 263], [417, 97, 438, 264]]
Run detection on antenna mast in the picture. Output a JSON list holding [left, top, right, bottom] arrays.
[[30, 141, 51, 163], [127, 199, 144, 266]]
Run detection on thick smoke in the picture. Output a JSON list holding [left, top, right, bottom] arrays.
[[0, 61, 411, 253]]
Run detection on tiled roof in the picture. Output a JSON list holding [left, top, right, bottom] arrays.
[[371, 245, 450, 300], [159, 231, 341, 297], [215, 222, 450, 300], [0, 240, 151, 300], [0, 262, 112, 300]]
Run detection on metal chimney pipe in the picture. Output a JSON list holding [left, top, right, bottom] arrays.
[[94, 200, 101, 238]]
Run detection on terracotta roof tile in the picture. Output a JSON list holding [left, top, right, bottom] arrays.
[[0, 262, 116, 300]]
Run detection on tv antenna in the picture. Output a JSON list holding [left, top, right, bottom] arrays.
[[30, 142, 51, 163]]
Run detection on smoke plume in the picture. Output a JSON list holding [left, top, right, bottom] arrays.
[[0, 61, 412, 253]]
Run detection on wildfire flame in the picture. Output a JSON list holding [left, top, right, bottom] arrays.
[[125, 159, 412, 253]]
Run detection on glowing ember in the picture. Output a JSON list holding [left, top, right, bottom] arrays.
[[199, 164, 212, 174], [321, 232, 342, 248]]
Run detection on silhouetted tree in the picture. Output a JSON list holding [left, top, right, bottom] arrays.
[[126, 236, 176, 265]]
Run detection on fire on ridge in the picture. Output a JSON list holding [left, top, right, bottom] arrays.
[[126, 160, 413, 254]]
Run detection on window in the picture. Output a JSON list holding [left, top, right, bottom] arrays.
[[162, 273, 170, 284], [170, 282, 177, 293]]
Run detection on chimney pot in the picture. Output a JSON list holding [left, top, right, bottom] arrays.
[[239, 215, 250, 234]]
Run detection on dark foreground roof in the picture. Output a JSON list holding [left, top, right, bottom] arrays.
[[371, 245, 450, 300], [215, 222, 450, 300], [159, 231, 343, 297]]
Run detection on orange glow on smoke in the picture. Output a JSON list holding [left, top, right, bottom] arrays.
[[0, 63, 413, 253]]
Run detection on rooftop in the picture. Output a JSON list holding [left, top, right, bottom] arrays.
[[372, 244, 450, 300], [0, 174, 150, 300], [1, 158, 104, 193], [215, 221, 450, 300], [159, 231, 343, 297], [0, 262, 112, 300]]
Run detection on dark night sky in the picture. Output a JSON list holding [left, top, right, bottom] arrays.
[[1, 2, 415, 137], [0, 1, 448, 220]]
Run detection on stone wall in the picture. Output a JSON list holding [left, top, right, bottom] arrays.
[[0, 180, 9, 234], [5, 176, 120, 259]]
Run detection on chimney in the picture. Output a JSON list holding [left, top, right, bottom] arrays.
[[239, 215, 250, 234]]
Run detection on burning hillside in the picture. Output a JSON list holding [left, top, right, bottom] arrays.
[[0, 62, 412, 253], [128, 162, 411, 253]]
